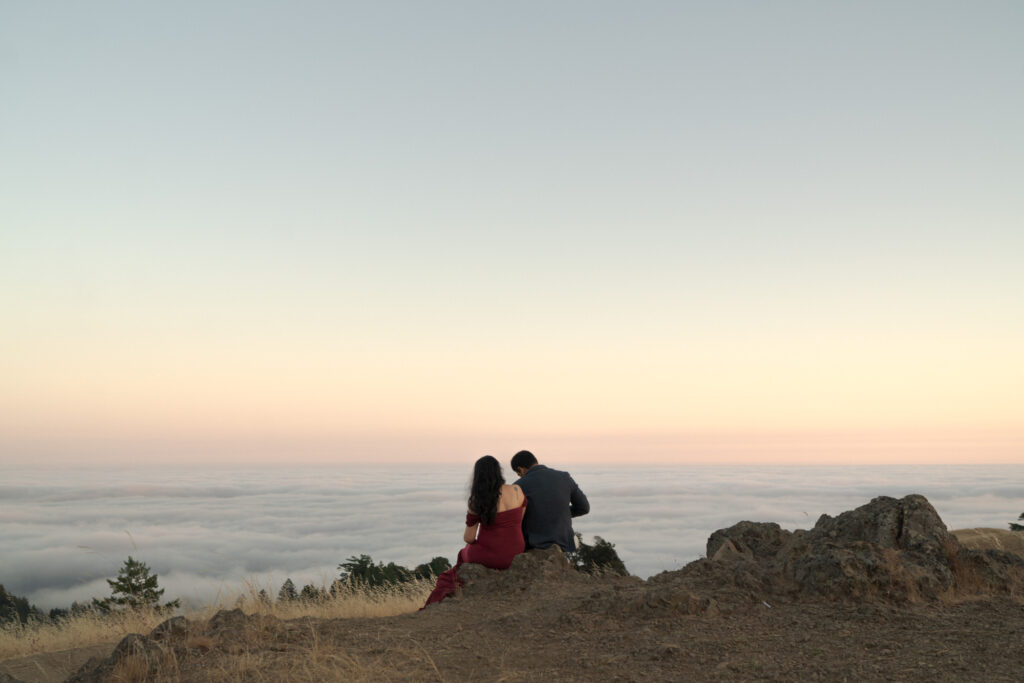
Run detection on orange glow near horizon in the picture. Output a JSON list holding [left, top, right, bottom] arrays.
[[4, 327, 1021, 455]]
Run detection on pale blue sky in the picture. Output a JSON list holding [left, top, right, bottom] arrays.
[[2, 2, 1022, 463]]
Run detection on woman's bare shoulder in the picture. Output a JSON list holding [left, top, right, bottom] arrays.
[[496, 484, 522, 511]]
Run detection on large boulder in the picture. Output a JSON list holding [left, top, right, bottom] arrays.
[[809, 494, 952, 554], [698, 494, 1024, 603], [787, 495, 957, 600], [66, 633, 173, 683]]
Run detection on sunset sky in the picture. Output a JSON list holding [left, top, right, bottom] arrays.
[[2, 2, 1021, 464]]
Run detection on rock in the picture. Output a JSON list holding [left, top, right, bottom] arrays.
[[67, 633, 172, 683], [458, 546, 577, 597], [707, 521, 791, 561], [709, 539, 746, 561], [205, 608, 247, 633], [150, 615, 190, 642], [794, 495, 958, 600], [809, 495, 952, 555], [691, 494, 1024, 604]]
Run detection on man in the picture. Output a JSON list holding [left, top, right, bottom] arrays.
[[511, 450, 589, 552]]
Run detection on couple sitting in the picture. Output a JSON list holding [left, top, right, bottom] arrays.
[[423, 450, 590, 607]]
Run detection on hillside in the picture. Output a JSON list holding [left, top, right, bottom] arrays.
[[3, 495, 1023, 682], [953, 527, 1024, 557]]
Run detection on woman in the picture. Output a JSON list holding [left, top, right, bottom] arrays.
[[423, 455, 527, 607]]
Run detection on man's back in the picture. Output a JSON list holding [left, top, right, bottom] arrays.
[[514, 464, 589, 552]]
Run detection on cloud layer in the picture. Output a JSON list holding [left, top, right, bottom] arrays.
[[2, 464, 1021, 609]]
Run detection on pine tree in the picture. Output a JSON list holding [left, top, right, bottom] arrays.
[[0, 584, 44, 625], [278, 578, 298, 602], [300, 583, 324, 602], [95, 556, 180, 612], [1011, 512, 1023, 532]]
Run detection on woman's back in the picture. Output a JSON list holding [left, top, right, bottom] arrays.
[[466, 486, 526, 569]]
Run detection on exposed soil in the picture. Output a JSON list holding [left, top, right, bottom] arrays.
[[5, 496, 1024, 682]]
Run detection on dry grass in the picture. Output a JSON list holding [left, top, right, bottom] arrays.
[[238, 577, 432, 621], [0, 607, 166, 662], [952, 527, 1024, 557], [0, 578, 432, 663]]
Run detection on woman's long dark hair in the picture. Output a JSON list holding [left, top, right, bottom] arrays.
[[468, 455, 505, 526]]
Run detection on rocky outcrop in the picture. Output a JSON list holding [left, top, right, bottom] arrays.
[[695, 494, 1024, 603], [66, 609, 284, 682], [707, 521, 791, 561], [66, 632, 175, 683], [457, 545, 582, 598]]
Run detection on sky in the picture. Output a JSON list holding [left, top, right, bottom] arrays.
[[1, 2, 1022, 465], [4, 463, 1023, 609]]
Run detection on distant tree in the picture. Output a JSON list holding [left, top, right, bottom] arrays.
[[328, 578, 346, 598], [337, 554, 413, 587], [0, 584, 45, 625], [257, 589, 271, 606], [69, 600, 93, 617], [278, 578, 298, 602], [1011, 512, 1024, 532], [300, 583, 325, 602], [566, 535, 629, 576], [336, 554, 454, 588], [94, 557, 180, 613], [413, 556, 452, 580]]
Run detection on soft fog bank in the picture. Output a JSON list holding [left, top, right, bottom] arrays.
[[2, 464, 1022, 609]]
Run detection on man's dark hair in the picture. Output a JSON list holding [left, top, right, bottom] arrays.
[[510, 450, 538, 472]]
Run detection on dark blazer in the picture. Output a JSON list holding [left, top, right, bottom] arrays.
[[514, 464, 590, 552]]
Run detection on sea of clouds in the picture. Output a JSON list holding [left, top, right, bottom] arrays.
[[2, 463, 1022, 610]]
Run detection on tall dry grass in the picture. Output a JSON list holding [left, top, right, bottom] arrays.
[[0, 578, 433, 662]]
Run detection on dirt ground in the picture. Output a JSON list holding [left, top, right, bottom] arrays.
[[31, 578, 1024, 682], [245, 579, 1024, 682]]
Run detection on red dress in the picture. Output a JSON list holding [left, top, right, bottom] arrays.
[[423, 500, 527, 607]]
